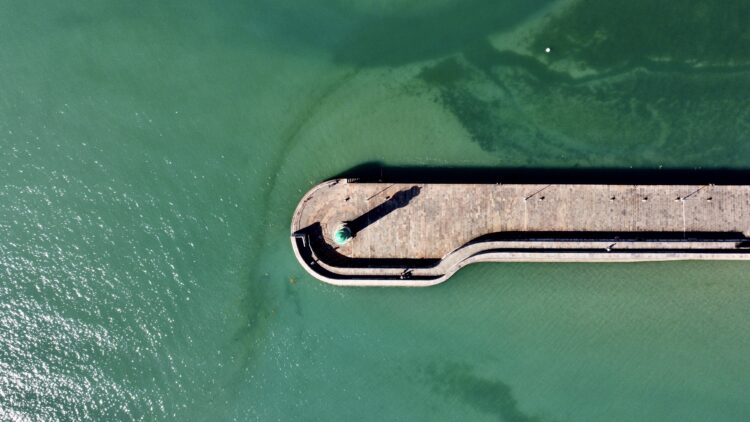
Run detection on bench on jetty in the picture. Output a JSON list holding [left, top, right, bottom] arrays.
[[290, 179, 750, 286]]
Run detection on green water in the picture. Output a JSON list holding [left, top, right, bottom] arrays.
[[2, 0, 750, 420]]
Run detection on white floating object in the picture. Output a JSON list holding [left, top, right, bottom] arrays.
[[545, 47, 551, 53]]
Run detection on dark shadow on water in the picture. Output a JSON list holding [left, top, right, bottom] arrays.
[[349, 186, 421, 235], [336, 162, 750, 185]]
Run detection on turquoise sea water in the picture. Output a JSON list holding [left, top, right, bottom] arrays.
[[2, 0, 750, 420]]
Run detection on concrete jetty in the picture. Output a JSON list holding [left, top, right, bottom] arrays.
[[291, 179, 750, 286]]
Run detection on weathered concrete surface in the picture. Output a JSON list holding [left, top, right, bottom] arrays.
[[291, 179, 750, 286]]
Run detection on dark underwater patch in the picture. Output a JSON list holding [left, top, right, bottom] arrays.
[[424, 362, 543, 422], [415, 0, 750, 167], [532, 0, 750, 70]]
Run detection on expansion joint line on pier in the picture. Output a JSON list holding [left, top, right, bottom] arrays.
[[678, 185, 711, 238], [681, 198, 686, 239]]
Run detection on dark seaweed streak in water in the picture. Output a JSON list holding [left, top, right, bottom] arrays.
[[532, 0, 750, 69], [417, 0, 750, 166]]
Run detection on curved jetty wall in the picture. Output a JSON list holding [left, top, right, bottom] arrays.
[[291, 179, 750, 287]]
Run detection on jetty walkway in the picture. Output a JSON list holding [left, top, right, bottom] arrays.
[[291, 179, 750, 286]]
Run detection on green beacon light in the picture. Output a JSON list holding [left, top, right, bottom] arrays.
[[332, 223, 352, 246]]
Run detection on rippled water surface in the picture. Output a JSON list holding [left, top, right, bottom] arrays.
[[2, 1, 750, 420]]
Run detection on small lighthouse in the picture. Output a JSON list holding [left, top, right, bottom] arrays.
[[332, 223, 352, 245]]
